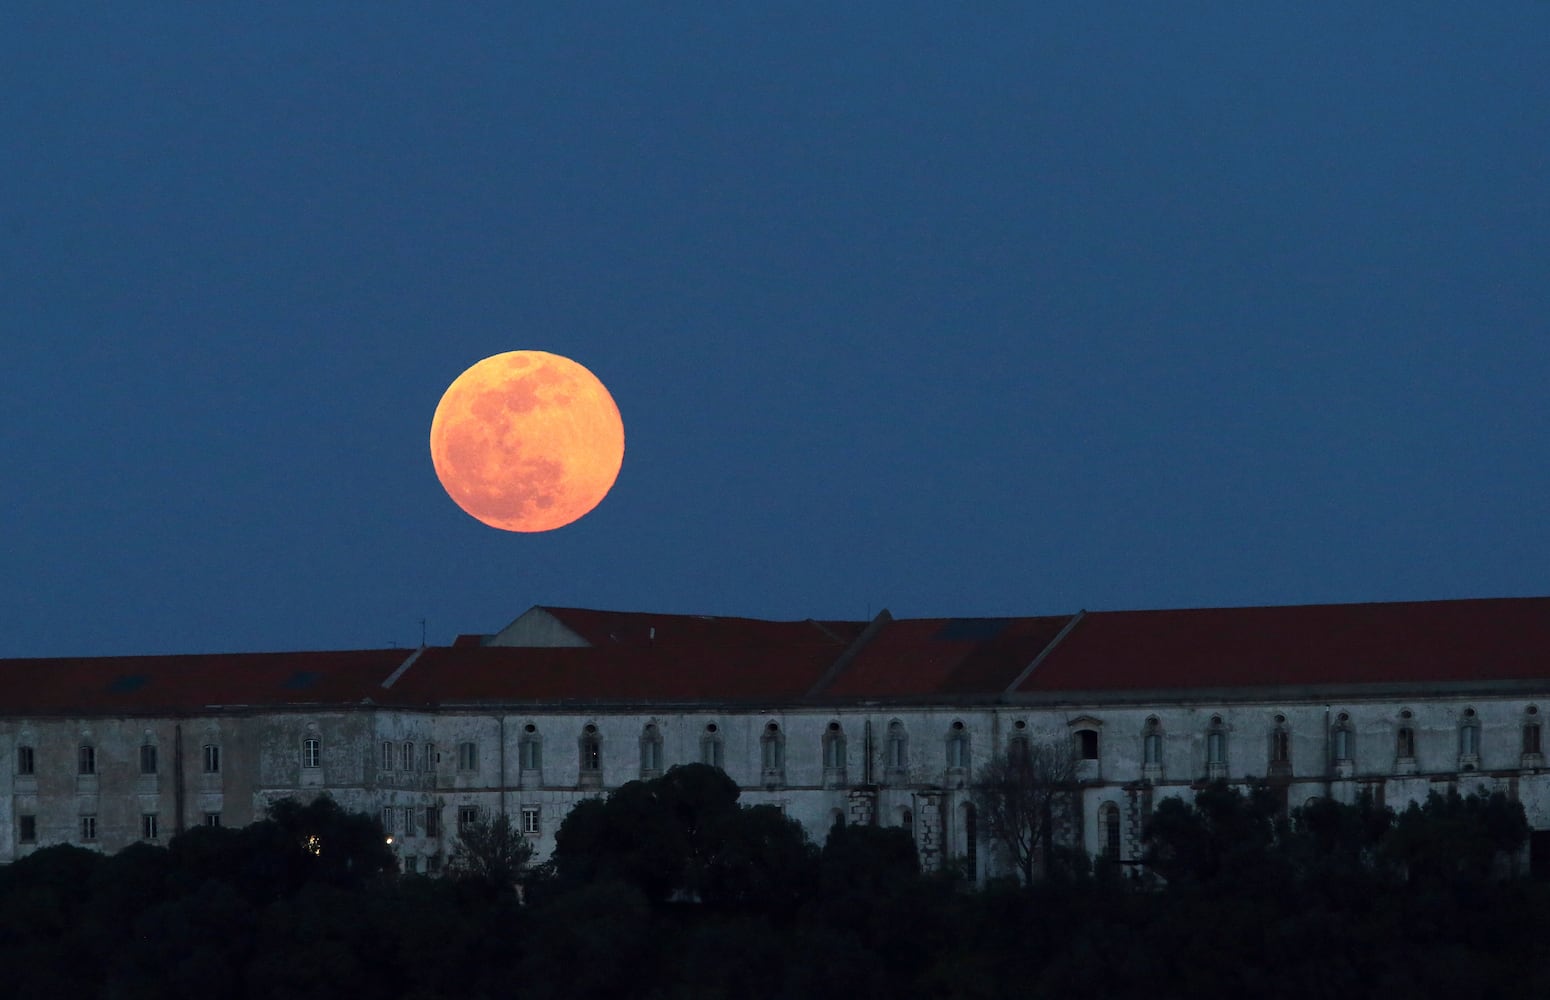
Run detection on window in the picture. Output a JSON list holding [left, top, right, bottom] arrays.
[[1270, 729, 1290, 765], [1100, 803, 1121, 862], [1143, 717, 1162, 767], [403, 741, 415, 772], [457, 806, 479, 833], [204, 812, 222, 828], [640, 724, 663, 776], [1459, 709, 1480, 759], [403, 806, 416, 837], [80, 815, 97, 842], [405, 855, 419, 874], [886, 721, 908, 770], [1332, 713, 1353, 763], [423, 742, 436, 771], [963, 803, 978, 877], [1397, 726, 1416, 759], [518, 731, 541, 771], [460, 741, 481, 772], [901, 808, 913, 833], [383, 806, 396, 833], [1206, 716, 1228, 770], [18, 815, 36, 844], [425, 806, 440, 838], [140, 744, 158, 774], [580, 725, 602, 772], [79, 745, 96, 775], [203, 744, 221, 773], [382, 741, 394, 771], [142, 814, 159, 840], [303, 738, 321, 768], [521, 805, 540, 836], [761, 722, 785, 771], [1525, 722, 1542, 756], [701, 724, 724, 769], [1075, 730, 1099, 761], [946, 721, 969, 769], [823, 722, 847, 771], [1008, 734, 1031, 767], [17, 745, 35, 776], [427, 854, 442, 875]]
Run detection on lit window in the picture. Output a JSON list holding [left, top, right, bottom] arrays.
[[203, 744, 221, 773], [79, 745, 96, 775], [17, 745, 35, 776], [302, 738, 320, 769], [460, 741, 481, 772], [18, 814, 36, 844], [521, 805, 540, 836], [80, 815, 96, 841], [142, 814, 159, 840]]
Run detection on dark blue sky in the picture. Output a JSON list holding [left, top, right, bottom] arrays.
[[4, 5, 1548, 656]]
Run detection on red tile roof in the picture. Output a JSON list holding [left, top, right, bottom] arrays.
[[1017, 597, 1550, 693], [820, 616, 1072, 698]]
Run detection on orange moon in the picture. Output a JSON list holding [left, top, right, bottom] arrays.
[[429, 351, 624, 532]]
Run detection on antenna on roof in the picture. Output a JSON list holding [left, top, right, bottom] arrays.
[[419, 618, 427, 648]]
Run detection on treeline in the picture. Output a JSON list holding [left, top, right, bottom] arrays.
[[1, 766, 1544, 999]]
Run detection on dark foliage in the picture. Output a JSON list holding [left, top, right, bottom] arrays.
[[0, 784, 1544, 999]]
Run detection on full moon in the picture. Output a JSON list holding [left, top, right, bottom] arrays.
[[429, 351, 624, 532]]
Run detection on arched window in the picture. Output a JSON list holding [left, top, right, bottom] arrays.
[[828, 808, 845, 831], [1332, 712, 1353, 763], [579, 724, 602, 773], [900, 807, 913, 834], [1524, 705, 1542, 759], [885, 720, 908, 772], [1396, 710, 1416, 760], [946, 721, 970, 770], [1142, 717, 1163, 768], [700, 722, 724, 769], [822, 722, 847, 771], [1459, 707, 1481, 764], [761, 722, 785, 777], [640, 723, 663, 777], [402, 741, 415, 772], [1269, 714, 1291, 771], [519, 725, 542, 772], [1099, 802, 1121, 862], [1008, 733, 1031, 766], [1206, 716, 1227, 774], [963, 803, 978, 878]]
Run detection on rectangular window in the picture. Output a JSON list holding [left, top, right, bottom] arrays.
[[423, 742, 436, 771], [519, 740, 541, 771], [887, 736, 906, 769], [405, 855, 419, 874], [427, 853, 442, 875], [1207, 731, 1226, 764], [701, 738, 723, 769], [383, 806, 396, 833], [404, 806, 417, 837], [762, 739, 784, 770], [203, 744, 221, 773], [1333, 728, 1351, 762], [521, 805, 540, 836], [457, 805, 479, 833], [581, 740, 601, 772], [1397, 727, 1416, 759], [1460, 725, 1479, 757], [204, 812, 222, 828], [641, 739, 661, 773], [1525, 723, 1542, 756], [18, 814, 36, 843], [81, 815, 97, 842], [459, 742, 479, 772], [1271, 730, 1290, 764], [382, 741, 394, 771], [17, 745, 35, 775], [142, 814, 159, 840], [402, 742, 415, 772], [1143, 733, 1162, 766], [425, 806, 440, 838], [303, 738, 321, 768], [946, 736, 967, 769], [79, 745, 96, 775], [140, 744, 158, 774]]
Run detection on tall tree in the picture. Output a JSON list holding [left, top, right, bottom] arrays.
[[971, 738, 1077, 885], [448, 808, 534, 893]]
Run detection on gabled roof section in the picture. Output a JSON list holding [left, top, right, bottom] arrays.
[[0, 649, 405, 715], [488, 606, 591, 647], [534, 606, 866, 650], [821, 615, 1075, 698], [1017, 596, 1550, 693]]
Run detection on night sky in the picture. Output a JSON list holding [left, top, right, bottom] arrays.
[[4, 6, 1548, 657]]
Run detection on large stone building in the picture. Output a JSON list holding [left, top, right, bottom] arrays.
[[5, 596, 1550, 877]]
